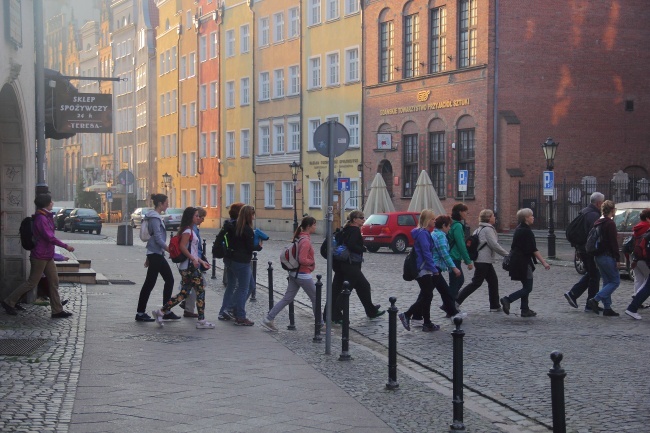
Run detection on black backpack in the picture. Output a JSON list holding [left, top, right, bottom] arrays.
[[212, 226, 233, 259], [565, 211, 589, 247], [585, 224, 605, 255], [19, 216, 37, 250], [466, 227, 488, 261]]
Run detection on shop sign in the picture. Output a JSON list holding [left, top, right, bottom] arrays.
[[377, 133, 392, 150], [379, 98, 470, 116], [55, 93, 113, 133]]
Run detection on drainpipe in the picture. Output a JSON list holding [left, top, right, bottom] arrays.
[[35, 0, 48, 194], [176, 22, 182, 205], [298, 0, 303, 215], [250, 3, 256, 176], [359, 1, 365, 209], [195, 12, 203, 175], [492, 0, 500, 221]]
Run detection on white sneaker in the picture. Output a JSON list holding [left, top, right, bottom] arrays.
[[625, 310, 642, 320], [262, 317, 278, 332], [451, 311, 468, 322], [196, 320, 216, 329], [151, 309, 164, 327]]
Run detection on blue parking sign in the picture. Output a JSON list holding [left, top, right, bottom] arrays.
[[458, 170, 468, 192], [543, 171, 554, 196]]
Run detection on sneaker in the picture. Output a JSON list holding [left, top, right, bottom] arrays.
[[602, 308, 620, 317], [422, 323, 441, 332], [196, 320, 215, 329], [234, 318, 254, 326], [398, 313, 411, 331], [489, 307, 502, 313], [163, 311, 181, 321], [368, 309, 386, 319], [61, 300, 69, 306], [500, 297, 511, 315], [151, 309, 165, 327], [586, 298, 600, 315], [249, 296, 257, 302], [218, 310, 234, 321], [451, 311, 468, 322], [564, 292, 578, 309], [520, 309, 537, 318], [135, 313, 155, 322], [261, 317, 278, 332], [14, 303, 26, 311], [179, 301, 186, 309], [183, 311, 199, 318], [0, 301, 17, 316], [51, 311, 73, 318], [625, 310, 642, 320]]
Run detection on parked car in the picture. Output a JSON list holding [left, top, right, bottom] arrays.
[[573, 200, 650, 277], [51, 206, 62, 216], [64, 208, 103, 234], [162, 208, 183, 231], [130, 207, 152, 228], [55, 208, 74, 230], [361, 212, 420, 253]]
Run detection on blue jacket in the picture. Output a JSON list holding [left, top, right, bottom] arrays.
[[411, 227, 437, 274]]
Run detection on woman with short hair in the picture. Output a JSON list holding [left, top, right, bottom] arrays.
[[500, 208, 550, 317]]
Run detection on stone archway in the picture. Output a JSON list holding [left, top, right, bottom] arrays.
[[0, 84, 27, 295]]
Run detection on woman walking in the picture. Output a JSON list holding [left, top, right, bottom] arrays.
[[586, 200, 621, 316], [624, 208, 650, 319], [181, 206, 207, 318], [500, 208, 551, 317], [456, 209, 510, 312], [1, 194, 74, 318], [262, 217, 320, 331], [152, 207, 213, 328], [448, 203, 474, 301], [430, 215, 464, 320], [134, 194, 174, 322]]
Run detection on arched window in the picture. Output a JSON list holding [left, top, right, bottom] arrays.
[[378, 8, 394, 83], [428, 118, 446, 197], [402, 121, 419, 197], [456, 115, 475, 197]]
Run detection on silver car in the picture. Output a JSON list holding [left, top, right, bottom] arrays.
[[130, 207, 152, 228]]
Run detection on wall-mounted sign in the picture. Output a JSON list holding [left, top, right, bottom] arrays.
[[377, 133, 392, 150], [379, 98, 470, 116], [55, 93, 113, 133], [4, 0, 22, 48]]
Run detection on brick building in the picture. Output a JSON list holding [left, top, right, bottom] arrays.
[[362, 0, 650, 229]]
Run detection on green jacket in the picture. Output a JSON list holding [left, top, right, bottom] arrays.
[[448, 220, 473, 265]]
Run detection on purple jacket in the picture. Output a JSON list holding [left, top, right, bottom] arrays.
[[31, 209, 69, 260]]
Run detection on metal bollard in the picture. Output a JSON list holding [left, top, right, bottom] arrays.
[[267, 262, 274, 310], [250, 251, 257, 301], [211, 256, 217, 279], [202, 239, 207, 260], [338, 281, 352, 361], [450, 317, 465, 431], [313, 275, 323, 343], [548, 351, 567, 433], [287, 302, 296, 330], [386, 297, 399, 390]]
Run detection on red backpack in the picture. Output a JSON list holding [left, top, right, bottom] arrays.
[[169, 231, 193, 263], [632, 229, 650, 262]]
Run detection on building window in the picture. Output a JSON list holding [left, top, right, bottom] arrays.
[[201, 185, 208, 207], [199, 35, 207, 62], [240, 24, 250, 53], [190, 152, 196, 176], [226, 81, 235, 108], [259, 125, 270, 154], [180, 55, 186, 79], [181, 153, 187, 176], [345, 114, 359, 147], [211, 185, 218, 207], [289, 65, 300, 95], [274, 12, 284, 43], [274, 124, 285, 153], [282, 181, 294, 208], [308, 119, 320, 151], [226, 184, 235, 207], [190, 189, 197, 207], [210, 82, 217, 108], [274, 69, 284, 98], [345, 47, 359, 83], [160, 94, 165, 116], [181, 190, 187, 208], [188, 52, 196, 77], [260, 17, 270, 46], [264, 182, 275, 208], [379, 21, 394, 82], [289, 7, 300, 38], [429, 132, 446, 198], [181, 105, 187, 128], [309, 180, 322, 208], [326, 0, 339, 20], [171, 134, 177, 156], [209, 32, 218, 58], [309, 0, 321, 26], [172, 90, 177, 112], [226, 29, 235, 57], [226, 131, 235, 158], [259, 72, 270, 100], [189, 102, 196, 126], [171, 47, 177, 70], [429, 7, 447, 73], [309, 56, 321, 89], [200, 133, 207, 158], [289, 121, 300, 152], [345, 0, 359, 15], [327, 52, 339, 86], [210, 131, 218, 157], [457, 128, 475, 196], [402, 134, 418, 197], [200, 85, 207, 110], [459, 0, 477, 68], [240, 129, 250, 157], [240, 183, 251, 205], [347, 180, 359, 209], [240, 77, 250, 105], [404, 14, 420, 78]]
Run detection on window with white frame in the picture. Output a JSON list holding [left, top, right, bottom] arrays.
[[210, 185, 218, 207], [259, 72, 270, 100], [240, 129, 250, 156], [240, 77, 250, 105], [308, 119, 320, 150], [160, 94, 165, 116], [190, 102, 196, 126], [274, 124, 285, 153], [201, 185, 208, 207], [346, 180, 359, 209], [240, 183, 251, 205], [181, 153, 187, 176], [210, 131, 217, 157], [181, 190, 187, 208], [288, 121, 300, 152], [225, 184, 235, 207], [240, 24, 250, 53], [200, 85, 207, 110], [181, 105, 187, 128], [171, 134, 177, 156], [199, 35, 207, 62], [345, 114, 359, 147], [160, 136, 167, 158], [274, 12, 284, 42], [273, 69, 284, 98], [172, 90, 177, 112], [260, 17, 269, 46], [226, 81, 235, 108], [327, 0, 339, 20], [159, 54, 164, 75], [186, 10, 192, 29], [226, 29, 235, 57], [289, 65, 300, 95], [188, 52, 196, 77], [180, 55, 186, 79], [226, 131, 235, 158], [259, 125, 270, 154], [309, 56, 321, 89], [200, 133, 207, 157], [327, 52, 339, 86], [171, 46, 177, 69], [309, 0, 321, 25], [166, 93, 171, 114], [209, 32, 218, 58], [210, 82, 217, 108], [309, 180, 322, 208], [282, 181, 294, 207], [345, 47, 359, 82], [345, 0, 359, 15], [264, 182, 275, 208], [190, 189, 196, 207], [289, 7, 300, 38], [190, 152, 196, 176]]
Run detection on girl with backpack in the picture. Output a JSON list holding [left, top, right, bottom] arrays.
[[448, 203, 474, 301], [152, 207, 213, 328], [262, 217, 319, 332], [624, 208, 650, 320]]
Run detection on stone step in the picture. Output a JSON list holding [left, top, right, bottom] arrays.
[[78, 259, 91, 269], [94, 272, 109, 285], [58, 269, 96, 284], [56, 261, 80, 272]]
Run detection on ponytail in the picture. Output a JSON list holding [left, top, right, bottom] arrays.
[[293, 216, 317, 240]]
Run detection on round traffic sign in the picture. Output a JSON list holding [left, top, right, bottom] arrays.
[[313, 121, 350, 158]]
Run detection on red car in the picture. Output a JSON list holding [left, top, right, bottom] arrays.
[[361, 212, 420, 253]]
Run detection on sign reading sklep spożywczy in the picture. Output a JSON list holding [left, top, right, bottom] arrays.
[[56, 93, 113, 133]]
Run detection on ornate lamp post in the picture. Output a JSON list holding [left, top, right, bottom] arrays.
[[541, 137, 559, 258], [290, 161, 300, 232], [161, 172, 172, 197]]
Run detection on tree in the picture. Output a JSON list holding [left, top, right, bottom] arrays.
[[75, 176, 101, 212]]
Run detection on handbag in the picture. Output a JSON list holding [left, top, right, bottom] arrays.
[[502, 251, 512, 272], [333, 244, 351, 262]]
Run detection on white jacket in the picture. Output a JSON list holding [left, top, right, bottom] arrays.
[[473, 222, 509, 263]]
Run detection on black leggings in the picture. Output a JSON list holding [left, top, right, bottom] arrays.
[[137, 254, 174, 313], [332, 261, 377, 318]]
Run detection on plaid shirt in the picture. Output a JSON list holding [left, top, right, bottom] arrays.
[[431, 229, 456, 271]]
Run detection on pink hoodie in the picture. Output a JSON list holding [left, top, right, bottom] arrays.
[[296, 232, 315, 274]]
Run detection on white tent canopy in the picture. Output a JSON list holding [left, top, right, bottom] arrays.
[[407, 170, 446, 216], [363, 173, 395, 215]]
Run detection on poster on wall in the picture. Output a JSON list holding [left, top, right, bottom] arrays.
[[377, 133, 392, 150]]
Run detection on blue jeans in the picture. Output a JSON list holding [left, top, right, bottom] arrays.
[[627, 275, 650, 313], [228, 260, 253, 319], [593, 255, 620, 309], [219, 258, 236, 315], [505, 278, 534, 311]]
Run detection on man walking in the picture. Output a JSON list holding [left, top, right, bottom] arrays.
[[564, 192, 604, 312]]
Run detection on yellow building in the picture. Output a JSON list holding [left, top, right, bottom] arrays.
[[251, 0, 302, 232], [219, 0, 255, 219], [302, 0, 363, 229]]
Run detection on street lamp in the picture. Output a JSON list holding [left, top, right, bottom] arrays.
[[290, 161, 300, 232], [161, 172, 172, 196], [542, 137, 559, 258]]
